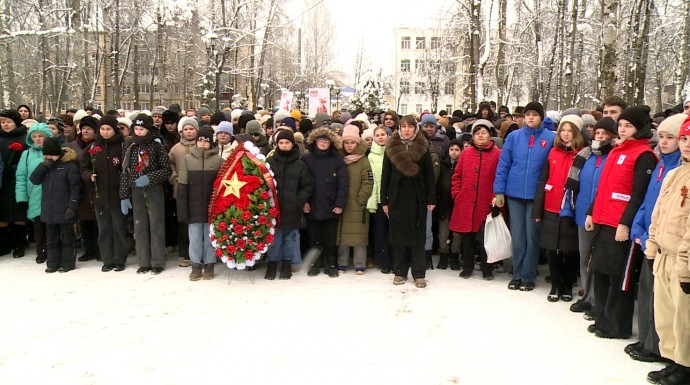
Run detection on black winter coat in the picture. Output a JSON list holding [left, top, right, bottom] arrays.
[[30, 148, 81, 224], [435, 157, 456, 221], [381, 132, 436, 247], [302, 147, 348, 220], [267, 147, 314, 230], [0, 125, 28, 222], [81, 130, 125, 208], [69, 136, 97, 220], [176, 147, 222, 224]]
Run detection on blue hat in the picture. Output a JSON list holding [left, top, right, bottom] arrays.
[[420, 114, 438, 128], [216, 121, 233, 136], [543, 116, 555, 131]]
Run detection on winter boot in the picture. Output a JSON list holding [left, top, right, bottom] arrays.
[[189, 263, 203, 281], [202, 263, 215, 280], [279, 260, 292, 280], [264, 261, 278, 280], [11, 224, 27, 258], [425, 250, 434, 270], [436, 253, 449, 269], [449, 253, 461, 271], [0, 226, 11, 257]]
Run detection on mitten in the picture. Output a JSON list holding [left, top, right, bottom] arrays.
[[120, 198, 132, 215], [493, 194, 505, 208], [135, 175, 150, 188], [42, 159, 55, 169]]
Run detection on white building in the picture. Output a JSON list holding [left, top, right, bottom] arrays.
[[392, 27, 464, 115]]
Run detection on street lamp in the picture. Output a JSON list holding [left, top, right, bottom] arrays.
[[294, 91, 301, 110], [334, 87, 341, 111], [325, 79, 334, 113]]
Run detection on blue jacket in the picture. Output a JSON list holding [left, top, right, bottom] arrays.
[[493, 125, 556, 200], [574, 153, 608, 228], [630, 150, 681, 251]]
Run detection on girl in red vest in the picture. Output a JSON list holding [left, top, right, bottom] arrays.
[[585, 106, 657, 339], [532, 115, 586, 302]]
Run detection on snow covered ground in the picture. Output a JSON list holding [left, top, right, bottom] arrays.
[[0, 251, 663, 385]]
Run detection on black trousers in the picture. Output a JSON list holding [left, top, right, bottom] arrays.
[[95, 204, 128, 266], [393, 245, 426, 279], [306, 218, 339, 268], [177, 222, 189, 259], [461, 232, 492, 276], [33, 219, 46, 258], [371, 206, 392, 269], [638, 257, 661, 354], [593, 270, 635, 338], [79, 219, 100, 259], [46, 223, 77, 270], [546, 249, 579, 292]]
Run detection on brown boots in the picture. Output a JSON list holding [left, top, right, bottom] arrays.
[[202, 263, 214, 280], [189, 263, 215, 281]]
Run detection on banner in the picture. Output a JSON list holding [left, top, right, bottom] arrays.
[[308, 88, 330, 117], [279, 91, 293, 112]]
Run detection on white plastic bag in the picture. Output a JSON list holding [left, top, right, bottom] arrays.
[[484, 212, 512, 263]]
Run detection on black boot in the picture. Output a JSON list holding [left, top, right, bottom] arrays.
[[0, 226, 11, 257], [425, 250, 434, 270], [660, 365, 690, 385], [11, 224, 27, 258], [449, 253, 461, 271], [436, 253, 449, 269], [279, 260, 292, 280], [264, 261, 278, 280]]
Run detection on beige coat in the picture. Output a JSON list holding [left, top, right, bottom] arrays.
[[168, 138, 196, 198], [646, 161, 690, 283]]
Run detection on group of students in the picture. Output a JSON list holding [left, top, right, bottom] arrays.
[[1, 97, 690, 384]]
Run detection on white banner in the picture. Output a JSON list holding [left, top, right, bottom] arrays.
[[308, 88, 330, 117], [279, 91, 293, 112]]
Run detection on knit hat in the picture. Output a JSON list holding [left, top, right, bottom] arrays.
[[178, 116, 199, 132], [472, 119, 494, 134], [162, 109, 179, 125], [117, 117, 132, 129], [342, 125, 360, 142], [231, 109, 243, 122], [679, 115, 690, 137], [216, 121, 233, 136], [420, 113, 439, 128], [593, 117, 618, 137], [80, 116, 100, 131], [559, 114, 584, 132], [340, 112, 352, 123], [42, 137, 62, 156], [73, 109, 88, 123], [274, 109, 290, 123], [276, 129, 296, 146], [280, 117, 297, 131], [197, 127, 215, 146], [523, 102, 545, 119], [329, 122, 344, 133], [619, 105, 652, 139], [562, 108, 582, 117], [132, 114, 153, 130], [656, 113, 688, 138], [152, 105, 167, 116], [99, 115, 119, 130], [582, 114, 596, 127], [210, 111, 227, 126], [246, 120, 262, 135], [48, 117, 65, 133], [196, 107, 211, 119], [140, 109, 152, 116], [314, 113, 331, 128], [290, 109, 302, 122], [362, 128, 374, 140], [168, 103, 182, 115], [354, 113, 370, 125]]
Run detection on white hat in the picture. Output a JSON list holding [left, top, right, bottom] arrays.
[[73, 109, 88, 123]]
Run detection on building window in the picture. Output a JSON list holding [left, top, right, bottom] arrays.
[[139, 102, 150, 110], [415, 82, 425, 94], [445, 62, 456, 74], [431, 37, 441, 49], [400, 81, 410, 94], [139, 67, 150, 76], [444, 82, 455, 95], [122, 102, 131, 110], [400, 104, 408, 114], [415, 37, 425, 49], [400, 59, 410, 72], [95, 86, 101, 96], [139, 84, 150, 94], [415, 104, 423, 113], [416, 60, 425, 72], [401, 37, 410, 49], [446, 104, 453, 112], [172, 84, 181, 94]]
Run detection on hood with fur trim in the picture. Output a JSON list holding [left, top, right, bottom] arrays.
[[306, 127, 342, 151], [59, 146, 78, 163]]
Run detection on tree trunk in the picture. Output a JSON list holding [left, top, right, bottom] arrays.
[[675, 0, 690, 102], [599, 0, 620, 100], [495, 0, 507, 106], [564, 0, 579, 107]]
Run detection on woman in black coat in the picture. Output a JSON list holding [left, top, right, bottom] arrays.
[[381, 115, 436, 288], [0, 109, 29, 257]]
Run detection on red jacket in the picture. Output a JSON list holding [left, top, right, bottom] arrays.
[[592, 139, 655, 227], [449, 141, 501, 233], [542, 145, 577, 214]]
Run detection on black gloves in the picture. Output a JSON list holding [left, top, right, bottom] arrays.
[[42, 159, 55, 169], [681, 282, 690, 295]]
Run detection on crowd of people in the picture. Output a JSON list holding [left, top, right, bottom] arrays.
[[1, 97, 690, 384]]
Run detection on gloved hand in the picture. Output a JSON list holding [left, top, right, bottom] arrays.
[[120, 198, 132, 215], [135, 175, 150, 188], [493, 194, 505, 208], [585, 215, 594, 231], [64, 208, 76, 220], [42, 159, 55, 169], [681, 282, 690, 295], [491, 206, 501, 218], [615, 224, 630, 242], [646, 258, 654, 272]]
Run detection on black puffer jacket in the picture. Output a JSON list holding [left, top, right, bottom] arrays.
[[435, 156, 456, 221], [176, 146, 222, 224], [302, 128, 348, 220], [81, 129, 125, 208], [267, 146, 314, 229], [30, 147, 81, 224]]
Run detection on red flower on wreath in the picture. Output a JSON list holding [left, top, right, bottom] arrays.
[[9, 142, 24, 151], [266, 234, 274, 244], [236, 239, 246, 249], [258, 204, 264, 210], [215, 249, 223, 257], [226, 245, 237, 255], [88, 145, 103, 156], [233, 224, 244, 235], [269, 208, 279, 218], [242, 211, 252, 221], [217, 222, 228, 232], [260, 190, 270, 200], [257, 242, 265, 251], [247, 240, 253, 245], [231, 218, 238, 225], [254, 230, 261, 237], [245, 250, 255, 261], [257, 216, 269, 225]]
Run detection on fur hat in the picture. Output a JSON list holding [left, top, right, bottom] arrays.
[[246, 120, 262, 135], [99, 115, 119, 130], [0, 109, 23, 128], [216, 121, 233, 136], [524, 102, 545, 119], [79, 116, 100, 131], [619, 105, 652, 139], [593, 117, 618, 137], [162, 109, 179, 124], [42, 137, 62, 156], [132, 114, 153, 131], [656, 113, 688, 139], [275, 129, 296, 146], [152, 105, 167, 116], [178, 117, 199, 132], [342, 125, 360, 142], [117, 117, 132, 129], [559, 114, 583, 132]]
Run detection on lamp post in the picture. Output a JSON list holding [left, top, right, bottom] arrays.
[[294, 91, 301, 110], [334, 87, 341, 111], [205, 33, 221, 111], [325, 79, 334, 114]]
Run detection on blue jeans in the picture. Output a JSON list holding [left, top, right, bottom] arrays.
[[507, 198, 540, 282], [188, 223, 215, 264], [267, 228, 299, 262]]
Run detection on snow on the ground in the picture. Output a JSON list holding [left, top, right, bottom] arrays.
[[0, 251, 663, 385]]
